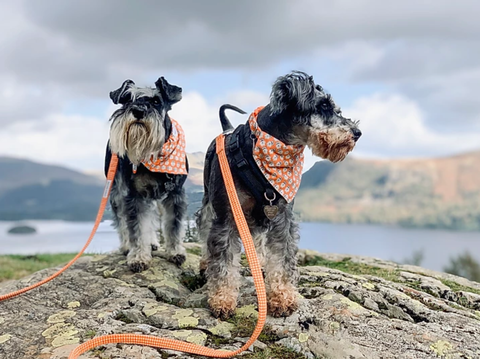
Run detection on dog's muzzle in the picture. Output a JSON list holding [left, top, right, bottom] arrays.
[[131, 106, 146, 120], [351, 128, 362, 142]]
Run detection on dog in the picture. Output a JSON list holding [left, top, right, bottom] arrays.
[[104, 77, 188, 273], [197, 71, 362, 319]]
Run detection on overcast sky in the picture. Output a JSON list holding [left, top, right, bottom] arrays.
[[0, 0, 479, 173]]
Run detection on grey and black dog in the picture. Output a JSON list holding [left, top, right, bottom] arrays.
[[197, 71, 361, 319], [105, 77, 188, 273]]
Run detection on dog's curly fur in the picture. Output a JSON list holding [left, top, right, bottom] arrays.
[[105, 77, 187, 273], [197, 71, 361, 319]]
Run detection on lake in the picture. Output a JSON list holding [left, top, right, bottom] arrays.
[[0, 220, 479, 272]]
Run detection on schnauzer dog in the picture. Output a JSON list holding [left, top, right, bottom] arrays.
[[105, 77, 188, 272], [197, 71, 361, 319]]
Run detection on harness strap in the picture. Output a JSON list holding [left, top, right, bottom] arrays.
[[227, 125, 279, 210]]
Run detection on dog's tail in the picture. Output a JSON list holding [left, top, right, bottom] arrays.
[[219, 104, 247, 133]]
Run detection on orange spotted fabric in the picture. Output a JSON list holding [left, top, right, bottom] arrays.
[[136, 118, 188, 175], [248, 106, 305, 203]]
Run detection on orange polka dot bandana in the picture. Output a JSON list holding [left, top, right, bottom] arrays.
[[135, 118, 188, 175], [248, 106, 305, 203]]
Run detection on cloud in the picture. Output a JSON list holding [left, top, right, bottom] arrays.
[[2, 0, 478, 91], [1, 89, 477, 175], [345, 39, 480, 132], [170, 90, 269, 153], [1, 0, 479, 163], [0, 75, 67, 126], [0, 113, 110, 171], [345, 93, 480, 158], [0, 90, 269, 172]]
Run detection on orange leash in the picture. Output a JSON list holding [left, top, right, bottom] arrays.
[[0, 154, 118, 302], [0, 134, 267, 359]]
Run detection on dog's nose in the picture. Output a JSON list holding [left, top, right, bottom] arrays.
[[132, 107, 145, 119], [351, 128, 362, 141]]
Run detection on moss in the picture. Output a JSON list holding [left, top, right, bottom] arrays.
[[114, 312, 134, 324], [240, 253, 249, 267], [84, 330, 96, 339], [180, 270, 206, 292], [242, 344, 308, 359], [206, 334, 232, 347], [226, 315, 279, 343], [186, 247, 202, 256], [301, 256, 402, 282], [440, 279, 480, 295], [91, 346, 107, 358]]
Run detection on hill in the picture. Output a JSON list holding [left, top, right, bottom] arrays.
[[1, 150, 479, 230], [0, 154, 205, 221], [296, 150, 480, 231], [0, 157, 102, 195]]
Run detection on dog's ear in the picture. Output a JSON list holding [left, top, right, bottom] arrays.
[[155, 77, 182, 105], [110, 79, 135, 105], [270, 72, 316, 115]]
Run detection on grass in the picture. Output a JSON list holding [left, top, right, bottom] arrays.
[[301, 256, 401, 282], [185, 246, 202, 256], [302, 255, 480, 297], [440, 279, 480, 295], [0, 253, 92, 282]]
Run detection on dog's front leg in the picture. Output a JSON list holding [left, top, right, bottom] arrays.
[[125, 197, 157, 272], [264, 204, 300, 317], [205, 220, 242, 320], [160, 188, 187, 266], [109, 184, 130, 255]]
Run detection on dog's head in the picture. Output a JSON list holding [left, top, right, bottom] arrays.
[[269, 71, 361, 163], [108, 77, 182, 164]]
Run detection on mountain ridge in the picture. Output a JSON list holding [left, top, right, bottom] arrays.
[[0, 150, 479, 230]]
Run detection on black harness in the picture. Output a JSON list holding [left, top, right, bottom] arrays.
[[224, 124, 281, 218]]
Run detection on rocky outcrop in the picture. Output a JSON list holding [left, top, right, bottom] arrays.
[[2, 246, 480, 358]]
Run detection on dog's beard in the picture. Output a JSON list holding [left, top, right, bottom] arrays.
[[307, 128, 356, 163], [109, 112, 165, 165]]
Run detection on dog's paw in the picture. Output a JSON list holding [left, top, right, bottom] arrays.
[[267, 287, 299, 318], [208, 289, 238, 320], [127, 250, 152, 273], [169, 253, 186, 267], [128, 261, 149, 273], [166, 246, 187, 267], [211, 306, 236, 321]]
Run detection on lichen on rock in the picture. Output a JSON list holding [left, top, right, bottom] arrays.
[[1, 249, 480, 358]]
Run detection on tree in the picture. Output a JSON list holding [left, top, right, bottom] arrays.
[[444, 251, 480, 283]]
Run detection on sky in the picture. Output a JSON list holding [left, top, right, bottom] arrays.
[[0, 0, 479, 173]]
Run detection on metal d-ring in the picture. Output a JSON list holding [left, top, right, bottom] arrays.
[[264, 191, 276, 205]]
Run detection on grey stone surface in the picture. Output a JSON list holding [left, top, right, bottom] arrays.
[[1, 246, 480, 358]]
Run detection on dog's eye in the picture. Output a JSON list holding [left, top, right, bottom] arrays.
[[321, 102, 331, 110], [153, 97, 161, 105]]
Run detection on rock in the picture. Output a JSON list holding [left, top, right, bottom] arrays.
[[1, 250, 480, 358]]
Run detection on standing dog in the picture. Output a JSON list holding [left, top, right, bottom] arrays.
[[105, 77, 188, 272], [197, 71, 362, 319]]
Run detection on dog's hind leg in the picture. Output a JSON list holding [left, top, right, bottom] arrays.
[[196, 200, 214, 275], [125, 197, 156, 272], [264, 203, 300, 317], [160, 188, 187, 266], [205, 220, 242, 320]]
